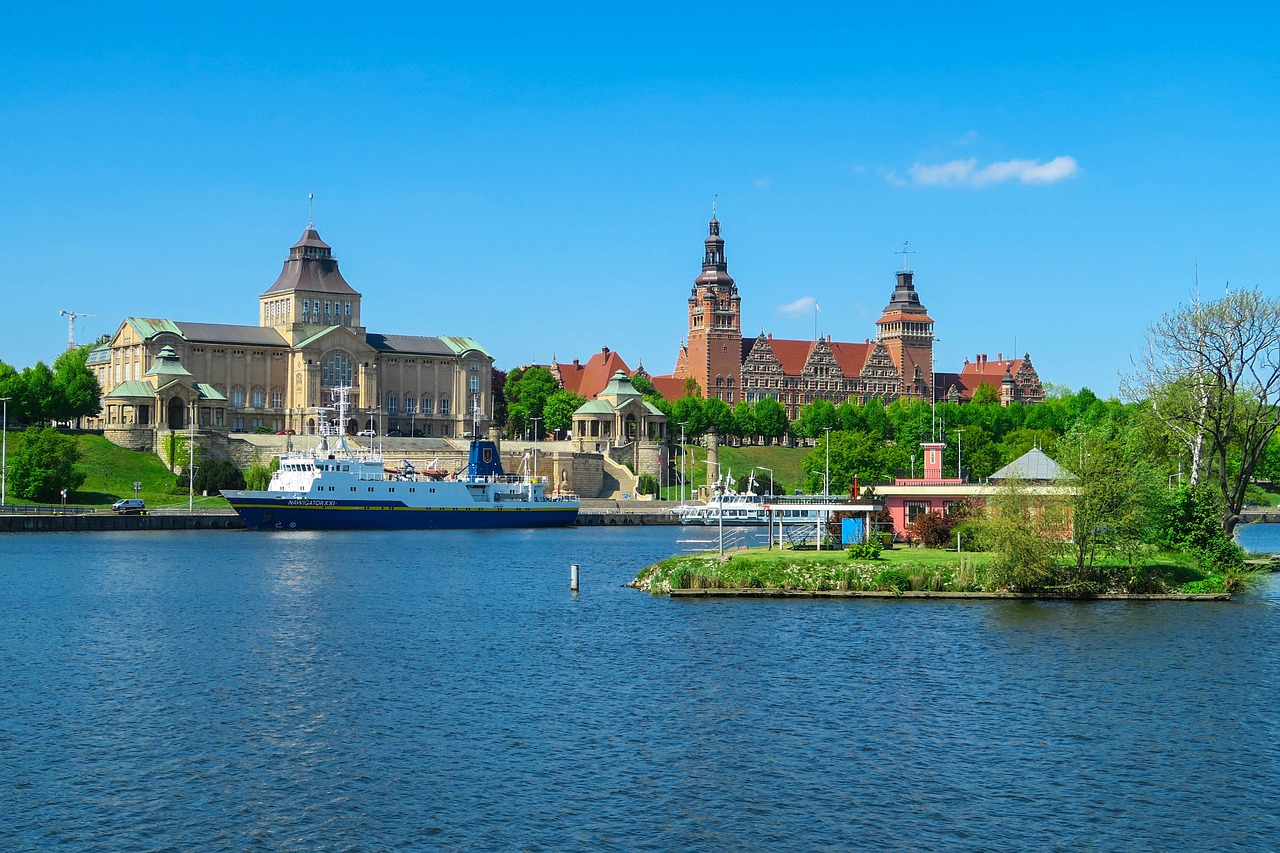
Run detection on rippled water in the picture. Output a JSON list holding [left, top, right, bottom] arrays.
[[2, 528, 1278, 851]]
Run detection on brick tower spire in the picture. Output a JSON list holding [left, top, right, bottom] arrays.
[[680, 211, 742, 403], [875, 245, 934, 400]]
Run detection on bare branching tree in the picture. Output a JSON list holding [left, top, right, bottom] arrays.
[[1124, 288, 1280, 534]]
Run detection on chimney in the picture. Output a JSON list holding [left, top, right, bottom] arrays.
[[602, 346, 610, 355], [998, 352, 1003, 362]]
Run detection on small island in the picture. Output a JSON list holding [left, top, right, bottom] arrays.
[[632, 533, 1257, 600]]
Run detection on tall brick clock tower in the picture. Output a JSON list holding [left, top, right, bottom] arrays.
[[680, 212, 743, 404], [875, 245, 934, 400]]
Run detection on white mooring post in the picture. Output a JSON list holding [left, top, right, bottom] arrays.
[[570, 563, 580, 593]]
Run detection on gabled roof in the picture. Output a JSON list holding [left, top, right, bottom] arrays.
[[762, 338, 817, 374], [989, 448, 1073, 481], [556, 348, 632, 399], [828, 341, 873, 376]]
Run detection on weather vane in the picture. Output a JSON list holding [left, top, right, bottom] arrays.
[[896, 240, 913, 272]]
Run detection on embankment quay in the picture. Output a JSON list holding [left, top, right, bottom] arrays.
[[0, 500, 683, 532]]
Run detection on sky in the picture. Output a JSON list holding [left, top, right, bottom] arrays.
[[3, 3, 1279, 397]]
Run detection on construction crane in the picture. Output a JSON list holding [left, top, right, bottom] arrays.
[[59, 310, 109, 350]]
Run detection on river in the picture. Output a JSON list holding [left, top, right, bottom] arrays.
[[1, 526, 1277, 851]]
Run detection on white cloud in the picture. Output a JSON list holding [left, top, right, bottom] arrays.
[[899, 155, 1079, 188], [753, 178, 772, 188], [777, 296, 818, 318], [952, 130, 981, 147]]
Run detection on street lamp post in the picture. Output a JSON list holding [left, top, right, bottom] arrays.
[[823, 426, 833, 496], [678, 421, 688, 507], [0, 396, 9, 507], [530, 417, 542, 481]]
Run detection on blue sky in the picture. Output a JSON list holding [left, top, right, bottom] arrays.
[[3, 3, 1278, 397]]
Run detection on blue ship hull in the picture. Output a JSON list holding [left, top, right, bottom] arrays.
[[227, 497, 579, 531]]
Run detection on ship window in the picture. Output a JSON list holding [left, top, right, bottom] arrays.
[[409, 488, 415, 493], [351, 487, 357, 492], [368, 487, 374, 492], [388, 488, 394, 493]]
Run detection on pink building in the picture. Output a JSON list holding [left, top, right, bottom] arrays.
[[876, 443, 1072, 537]]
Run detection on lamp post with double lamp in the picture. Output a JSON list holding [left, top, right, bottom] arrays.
[[823, 426, 834, 496], [1, 396, 9, 507]]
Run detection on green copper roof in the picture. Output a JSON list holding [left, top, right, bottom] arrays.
[[127, 318, 184, 339], [144, 345, 193, 378], [194, 383, 227, 401], [438, 336, 493, 358], [105, 380, 155, 399], [573, 400, 615, 415]]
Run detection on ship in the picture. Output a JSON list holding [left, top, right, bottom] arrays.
[[222, 388, 579, 531], [676, 469, 842, 527]]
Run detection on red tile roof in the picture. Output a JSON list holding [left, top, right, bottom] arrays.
[[828, 341, 872, 376], [556, 348, 632, 399], [763, 338, 816, 374], [649, 375, 686, 400]]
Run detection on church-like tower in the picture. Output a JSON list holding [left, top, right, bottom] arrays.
[[874, 259, 934, 400], [258, 226, 363, 340], [678, 214, 742, 403]]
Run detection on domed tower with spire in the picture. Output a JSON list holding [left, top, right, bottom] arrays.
[[875, 242, 935, 400], [677, 205, 743, 404], [258, 223, 364, 342]]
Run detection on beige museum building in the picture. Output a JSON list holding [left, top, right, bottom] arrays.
[[86, 226, 493, 451]]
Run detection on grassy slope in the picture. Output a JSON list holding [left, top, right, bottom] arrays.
[[663, 442, 810, 499], [71, 433, 187, 506]]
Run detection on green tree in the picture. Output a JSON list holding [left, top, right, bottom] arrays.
[[753, 397, 789, 445], [977, 478, 1069, 592], [802, 431, 909, 493], [703, 397, 732, 438], [682, 376, 703, 398], [7, 427, 85, 502], [971, 382, 1000, 406], [193, 459, 245, 495], [1126, 288, 1280, 534], [670, 396, 707, 437], [51, 346, 101, 424], [794, 398, 838, 439], [630, 373, 659, 398], [504, 366, 558, 438], [730, 401, 755, 443], [491, 367, 509, 428], [543, 389, 586, 435]]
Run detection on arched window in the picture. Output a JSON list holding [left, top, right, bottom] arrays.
[[322, 352, 353, 387], [386, 393, 398, 415], [251, 386, 265, 408], [232, 385, 245, 407], [270, 387, 284, 408], [403, 395, 416, 414]]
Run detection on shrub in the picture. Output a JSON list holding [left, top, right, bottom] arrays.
[[637, 472, 658, 495], [847, 539, 883, 560]]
